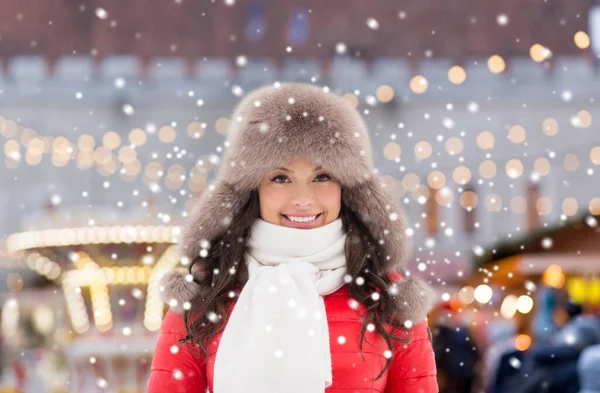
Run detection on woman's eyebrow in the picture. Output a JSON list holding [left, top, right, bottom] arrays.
[[275, 165, 323, 173]]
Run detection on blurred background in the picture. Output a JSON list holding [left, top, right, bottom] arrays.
[[0, 0, 600, 392]]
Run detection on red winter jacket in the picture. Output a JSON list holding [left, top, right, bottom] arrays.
[[148, 277, 438, 393]]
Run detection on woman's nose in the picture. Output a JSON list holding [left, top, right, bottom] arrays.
[[291, 188, 316, 207], [292, 195, 314, 208]]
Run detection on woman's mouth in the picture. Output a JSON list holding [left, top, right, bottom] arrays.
[[281, 213, 323, 229]]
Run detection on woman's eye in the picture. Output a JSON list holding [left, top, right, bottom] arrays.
[[271, 175, 289, 183], [270, 174, 331, 183]]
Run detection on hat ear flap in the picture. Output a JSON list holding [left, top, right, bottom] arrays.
[[391, 277, 436, 324], [342, 174, 412, 270], [159, 270, 198, 314]]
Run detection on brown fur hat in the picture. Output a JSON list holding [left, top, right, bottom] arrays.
[[161, 83, 434, 321]]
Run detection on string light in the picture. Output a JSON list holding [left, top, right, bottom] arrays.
[[7, 225, 181, 253]]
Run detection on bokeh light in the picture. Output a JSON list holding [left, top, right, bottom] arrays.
[[474, 284, 493, 304], [516, 295, 534, 314], [410, 75, 428, 94], [574, 31, 591, 49], [487, 55, 506, 74], [448, 65, 467, 84]]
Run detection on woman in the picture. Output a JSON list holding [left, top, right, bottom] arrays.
[[148, 83, 438, 392]]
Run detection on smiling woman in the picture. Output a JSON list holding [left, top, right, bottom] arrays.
[[259, 159, 342, 230], [149, 83, 437, 393]]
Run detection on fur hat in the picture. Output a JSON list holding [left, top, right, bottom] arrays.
[[161, 83, 434, 321]]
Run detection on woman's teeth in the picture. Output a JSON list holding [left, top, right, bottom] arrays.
[[286, 215, 319, 222]]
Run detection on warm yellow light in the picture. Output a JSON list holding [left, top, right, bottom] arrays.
[[487, 55, 506, 74], [118, 146, 136, 164], [158, 126, 176, 143], [452, 166, 472, 185], [563, 198, 579, 216], [542, 264, 565, 288], [102, 131, 121, 150], [383, 142, 402, 160], [577, 110, 592, 128], [76, 151, 94, 169], [144, 246, 181, 331], [500, 295, 518, 319], [515, 334, 531, 351], [592, 146, 600, 165], [27, 137, 45, 154], [567, 277, 587, 304], [460, 191, 478, 210], [445, 137, 463, 155], [78, 134, 96, 151], [409, 75, 428, 94], [376, 85, 395, 103], [3, 120, 18, 138], [590, 198, 600, 215], [7, 273, 24, 292], [448, 66, 467, 84], [52, 137, 71, 154], [144, 162, 164, 182], [536, 197, 553, 216], [508, 125, 526, 143], [574, 31, 591, 49], [485, 194, 503, 213], [415, 141, 432, 159], [402, 173, 421, 192], [126, 267, 136, 284], [534, 158, 551, 177], [477, 131, 495, 150], [589, 279, 600, 305], [122, 160, 142, 177], [479, 160, 497, 179], [20, 128, 38, 145], [474, 284, 493, 304], [505, 159, 524, 179], [6, 225, 180, 253], [435, 187, 454, 206], [457, 286, 475, 305], [427, 171, 446, 189], [543, 118, 559, 136], [93, 146, 112, 165], [187, 122, 206, 140], [32, 304, 55, 335], [129, 128, 147, 146], [4, 140, 20, 156], [516, 295, 534, 314], [530, 43, 550, 62]]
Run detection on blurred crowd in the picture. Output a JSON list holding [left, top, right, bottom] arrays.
[[431, 286, 600, 393]]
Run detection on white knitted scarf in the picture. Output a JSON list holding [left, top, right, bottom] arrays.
[[213, 217, 348, 393]]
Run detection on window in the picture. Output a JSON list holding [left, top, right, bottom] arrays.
[[426, 187, 439, 236], [526, 182, 541, 230], [288, 7, 309, 45], [245, 0, 265, 43], [589, 4, 600, 56], [462, 184, 477, 234]]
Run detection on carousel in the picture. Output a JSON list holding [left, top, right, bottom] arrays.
[[0, 205, 185, 393]]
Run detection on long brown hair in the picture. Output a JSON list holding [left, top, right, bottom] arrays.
[[179, 188, 410, 379]]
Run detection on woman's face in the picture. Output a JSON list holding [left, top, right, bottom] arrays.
[[258, 159, 342, 229]]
